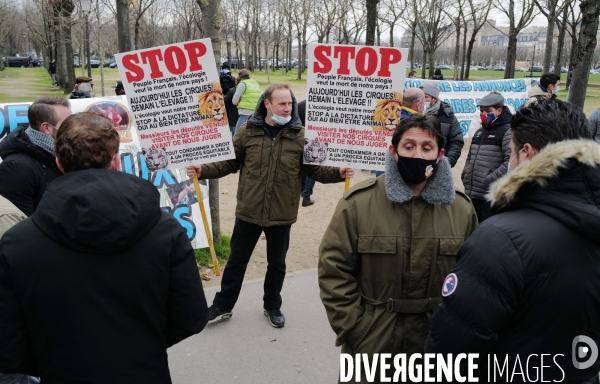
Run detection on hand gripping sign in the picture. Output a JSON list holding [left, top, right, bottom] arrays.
[[115, 39, 234, 275], [305, 44, 408, 189]]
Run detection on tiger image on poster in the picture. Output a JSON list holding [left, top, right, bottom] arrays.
[[304, 139, 328, 164], [372, 92, 403, 131], [197, 82, 228, 126]]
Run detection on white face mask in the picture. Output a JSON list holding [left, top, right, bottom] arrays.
[[270, 107, 291, 126], [423, 102, 430, 114], [507, 148, 525, 173]]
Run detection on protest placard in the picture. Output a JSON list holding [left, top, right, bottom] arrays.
[[114, 38, 235, 171], [305, 44, 408, 171], [0, 97, 212, 249]]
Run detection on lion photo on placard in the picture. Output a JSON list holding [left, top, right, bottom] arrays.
[[372, 92, 403, 131], [198, 82, 227, 126], [304, 139, 328, 164]]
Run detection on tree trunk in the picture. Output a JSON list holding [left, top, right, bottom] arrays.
[[197, 0, 222, 245], [569, 0, 599, 109], [465, 36, 476, 79], [134, 18, 140, 51], [542, 15, 556, 71], [409, 21, 416, 71], [567, 26, 578, 88], [365, 0, 379, 46], [116, 0, 131, 53], [504, 30, 517, 79], [297, 30, 302, 79], [421, 51, 428, 79], [389, 22, 394, 47], [460, 25, 467, 80], [554, 6, 568, 76], [454, 21, 461, 81]]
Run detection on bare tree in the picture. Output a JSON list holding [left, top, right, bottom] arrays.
[[552, 4, 568, 76], [378, 0, 405, 47], [463, 0, 492, 79], [494, 0, 538, 78], [365, 0, 379, 45], [568, 0, 599, 108], [443, 0, 467, 80], [412, 0, 452, 78], [564, 0, 582, 87], [534, 0, 569, 72], [53, 0, 76, 94], [131, 0, 159, 50]]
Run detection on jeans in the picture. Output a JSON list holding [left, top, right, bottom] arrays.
[[213, 219, 291, 311], [50, 73, 56, 84], [301, 173, 315, 201], [233, 115, 251, 136], [471, 198, 492, 223]]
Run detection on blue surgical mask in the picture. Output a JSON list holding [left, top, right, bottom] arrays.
[[423, 102, 430, 114], [271, 108, 291, 126], [552, 86, 560, 95]]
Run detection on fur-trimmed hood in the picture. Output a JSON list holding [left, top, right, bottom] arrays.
[[384, 151, 455, 206], [488, 139, 600, 241]]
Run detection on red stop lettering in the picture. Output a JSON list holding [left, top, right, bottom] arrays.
[[313, 45, 332, 74], [334, 46, 356, 75], [355, 47, 378, 76], [378, 48, 402, 77], [183, 42, 206, 71], [122, 54, 144, 82], [140, 49, 164, 79], [164, 46, 187, 75]]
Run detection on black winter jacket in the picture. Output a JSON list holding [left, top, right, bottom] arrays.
[[435, 101, 464, 167], [461, 107, 512, 200], [0, 126, 63, 216], [224, 87, 239, 127], [427, 140, 600, 383], [0, 169, 208, 383]]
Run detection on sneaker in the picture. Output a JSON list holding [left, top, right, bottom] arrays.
[[264, 309, 285, 328], [302, 199, 314, 207], [207, 304, 232, 324]]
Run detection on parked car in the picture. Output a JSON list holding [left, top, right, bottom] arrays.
[[515, 67, 529, 72], [434, 64, 452, 70], [221, 57, 244, 69], [109, 61, 118, 68], [2, 56, 30, 67], [31, 58, 44, 67], [492, 65, 506, 71], [103, 58, 116, 68], [528, 66, 544, 72], [74, 58, 81, 67], [468, 65, 479, 71]]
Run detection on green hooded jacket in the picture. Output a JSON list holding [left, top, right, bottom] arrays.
[[201, 91, 344, 227], [318, 153, 478, 383]]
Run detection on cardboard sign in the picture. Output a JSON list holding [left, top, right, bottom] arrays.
[[305, 44, 408, 171], [115, 39, 235, 171]]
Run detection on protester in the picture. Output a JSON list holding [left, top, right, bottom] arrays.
[[297, 99, 315, 206], [69, 82, 93, 99], [408, 70, 417, 79], [429, 68, 444, 80], [186, 84, 354, 328], [48, 59, 56, 85], [461, 91, 512, 223], [220, 64, 239, 133], [466, 103, 516, 138], [420, 80, 464, 167], [0, 112, 208, 383], [232, 68, 260, 135], [523, 72, 560, 107], [0, 96, 71, 216], [112, 81, 125, 96], [319, 114, 477, 380], [587, 107, 600, 143], [426, 99, 600, 382], [400, 88, 425, 120]]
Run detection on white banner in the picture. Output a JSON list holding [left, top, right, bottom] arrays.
[[404, 78, 536, 137], [115, 38, 235, 171], [0, 97, 211, 249], [304, 43, 408, 171]]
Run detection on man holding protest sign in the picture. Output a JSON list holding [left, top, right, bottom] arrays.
[[187, 83, 354, 328], [318, 114, 477, 378], [0, 112, 208, 382]]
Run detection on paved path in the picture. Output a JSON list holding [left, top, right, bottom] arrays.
[[168, 269, 340, 384]]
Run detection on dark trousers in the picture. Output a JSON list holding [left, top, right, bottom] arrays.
[[301, 172, 315, 201], [213, 218, 291, 311], [472, 198, 492, 223]]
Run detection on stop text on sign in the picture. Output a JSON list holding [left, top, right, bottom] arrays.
[[121, 42, 207, 82], [313, 46, 401, 77]]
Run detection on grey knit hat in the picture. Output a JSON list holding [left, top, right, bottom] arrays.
[[420, 80, 440, 98]]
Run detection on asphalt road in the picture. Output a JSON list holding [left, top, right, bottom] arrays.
[[168, 269, 340, 384]]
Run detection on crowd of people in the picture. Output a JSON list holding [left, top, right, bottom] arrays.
[[1, 68, 600, 384]]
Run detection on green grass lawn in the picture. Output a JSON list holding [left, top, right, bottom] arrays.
[[1, 66, 598, 114]]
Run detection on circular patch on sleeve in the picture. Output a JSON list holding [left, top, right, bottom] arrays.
[[441, 273, 458, 297]]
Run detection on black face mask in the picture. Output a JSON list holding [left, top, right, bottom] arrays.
[[396, 156, 438, 184]]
